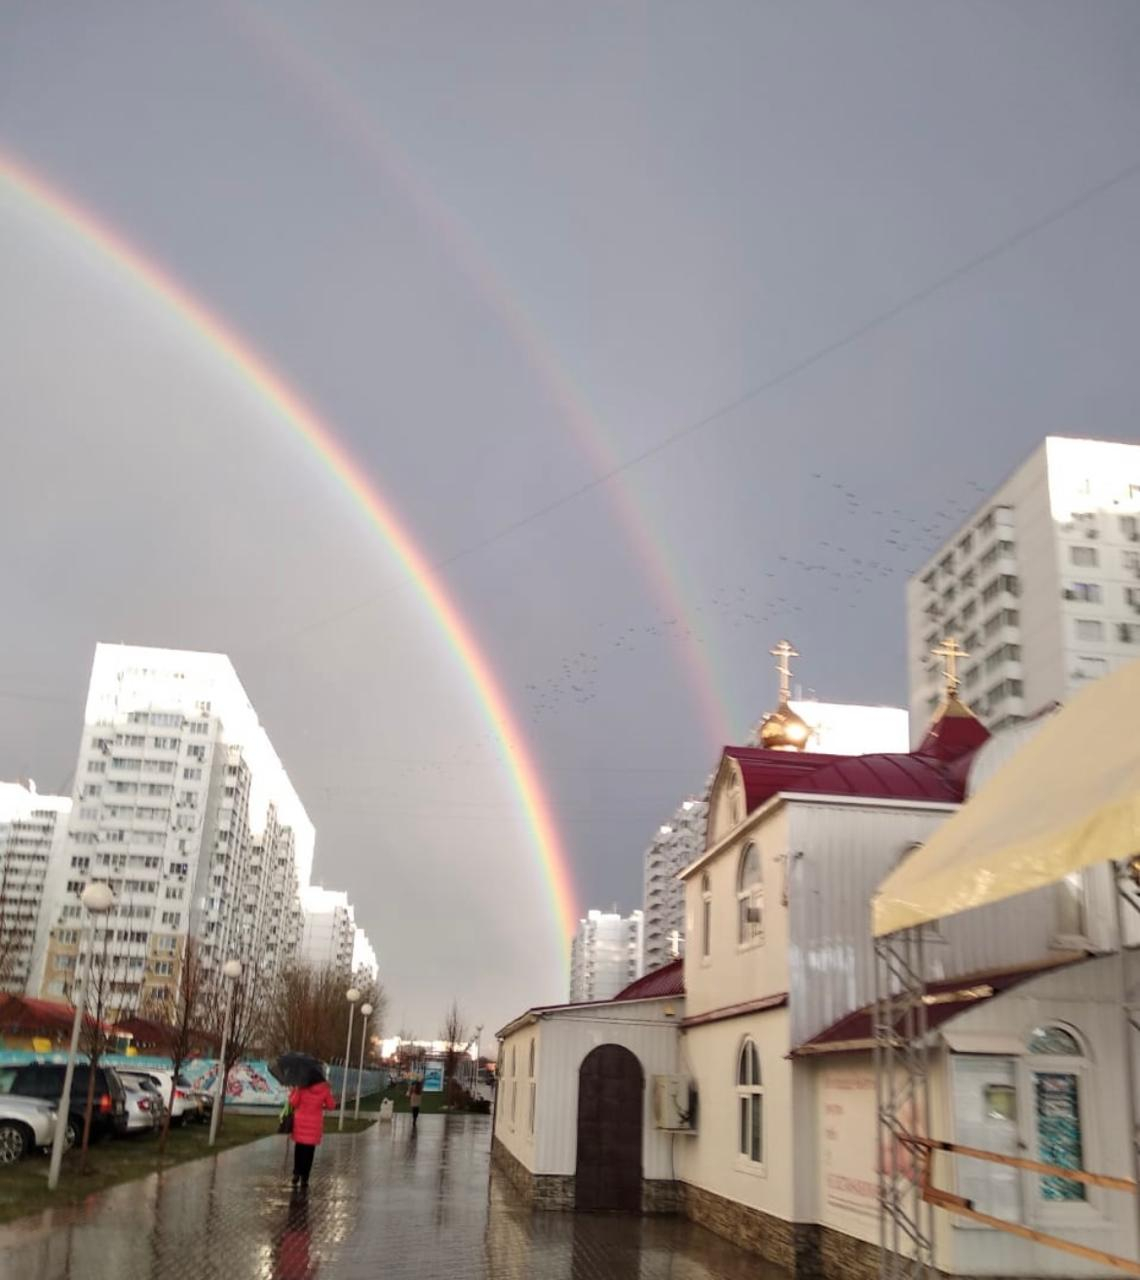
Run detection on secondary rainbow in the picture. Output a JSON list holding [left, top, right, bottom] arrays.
[[0, 147, 579, 953]]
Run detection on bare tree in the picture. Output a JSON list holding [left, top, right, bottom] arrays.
[[202, 952, 267, 1135], [74, 923, 137, 1167], [143, 937, 210, 1154], [440, 1000, 468, 1107], [265, 964, 347, 1062]]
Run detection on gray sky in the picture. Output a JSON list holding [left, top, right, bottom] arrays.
[[3, 1, 1140, 1038]]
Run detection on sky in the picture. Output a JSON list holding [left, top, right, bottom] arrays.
[[2, 1, 1140, 1039]]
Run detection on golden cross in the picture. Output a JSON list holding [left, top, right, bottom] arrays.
[[770, 639, 799, 703], [931, 636, 969, 696]]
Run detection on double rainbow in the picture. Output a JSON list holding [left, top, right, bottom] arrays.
[[0, 148, 578, 954]]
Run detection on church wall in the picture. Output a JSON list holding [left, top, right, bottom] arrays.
[[786, 798, 1093, 1049], [683, 806, 791, 1022], [533, 1003, 681, 1181], [675, 1005, 797, 1230], [493, 1020, 541, 1175]]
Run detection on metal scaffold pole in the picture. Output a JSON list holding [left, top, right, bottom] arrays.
[[874, 926, 934, 1280]]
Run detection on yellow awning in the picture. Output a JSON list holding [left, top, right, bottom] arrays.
[[873, 659, 1140, 937]]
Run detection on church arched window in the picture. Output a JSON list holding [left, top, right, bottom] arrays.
[[737, 844, 763, 945]]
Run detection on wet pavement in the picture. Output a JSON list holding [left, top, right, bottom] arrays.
[[0, 1115, 784, 1279]]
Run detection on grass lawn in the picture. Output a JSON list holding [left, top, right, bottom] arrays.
[[0, 1113, 376, 1225], [360, 1085, 483, 1115]]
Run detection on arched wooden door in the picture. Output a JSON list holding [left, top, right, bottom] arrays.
[[575, 1044, 643, 1212]]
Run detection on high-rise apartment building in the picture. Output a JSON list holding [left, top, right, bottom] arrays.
[[642, 796, 707, 973], [0, 782, 71, 993], [907, 438, 1140, 740], [29, 644, 314, 1010], [299, 885, 357, 978], [569, 909, 644, 1003]]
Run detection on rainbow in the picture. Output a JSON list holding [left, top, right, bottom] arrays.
[[0, 147, 579, 955], [229, 1, 736, 747]]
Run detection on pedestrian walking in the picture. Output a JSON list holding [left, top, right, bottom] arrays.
[[288, 1068, 337, 1189], [409, 1078, 423, 1129]]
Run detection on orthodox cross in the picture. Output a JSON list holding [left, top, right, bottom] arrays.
[[932, 636, 969, 696], [770, 640, 799, 703]]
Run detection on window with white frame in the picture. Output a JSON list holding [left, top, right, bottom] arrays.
[[1053, 871, 1087, 941], [737, 844, 763, 945], [700, 873, 712, 959], [1027, 1025, 1088, 1203], [527, 1038, 536, 1135], [737, 1039, 763, 1166], [510, 1045, 517, 1127]]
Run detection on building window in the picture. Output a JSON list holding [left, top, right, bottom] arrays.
[[737, 845, 763, 946], [1067, 583, 1101, 604], [1054, 871, 1087, 941], [737, 1040, 763, 1167], [700, 873, 712, 959], [1028, 1025, 1087, 1203], [527, 1038, 536, 1135], [510, 1045, 518, 1127], [1075, 619, 1104, 642], [1069, 545, 1098, 568]]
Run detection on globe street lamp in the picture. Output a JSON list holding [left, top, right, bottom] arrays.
[[338, 987, 360, 1131], [48, 880, 115, 1190], [353, 1002, 373, 1121], [208, 958, 243, 1147]]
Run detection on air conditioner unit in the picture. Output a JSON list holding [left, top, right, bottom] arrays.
[[652, 1075, 697, 1131]]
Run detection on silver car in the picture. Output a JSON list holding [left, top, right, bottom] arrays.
[[120, 1075, 162, 1134], [0, 1095, 60, 1164]]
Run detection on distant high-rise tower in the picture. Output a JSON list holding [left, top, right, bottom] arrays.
[[569, 909, 644, 1003], [0, 781, 71, 993], [907, 437, 1140, 741], [642, 797, 708, 973], [29, 644, 314, 1010]]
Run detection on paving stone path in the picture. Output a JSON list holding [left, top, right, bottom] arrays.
[[0, 1115, 787, 1279]]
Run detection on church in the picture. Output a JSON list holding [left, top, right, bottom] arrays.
[[493, 643, 1137, 1279]]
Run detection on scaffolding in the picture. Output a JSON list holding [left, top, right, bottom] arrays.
[[872, 862, 1140, 1279]]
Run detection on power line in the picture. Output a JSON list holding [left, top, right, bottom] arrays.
[[257, 152, 1140, 652]]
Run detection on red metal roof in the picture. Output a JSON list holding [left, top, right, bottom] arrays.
[[793, 956, 1083, 1054], [612, 959, 684, 1002], [723, 704, 990, 815], [0, 994, 111, 1036]]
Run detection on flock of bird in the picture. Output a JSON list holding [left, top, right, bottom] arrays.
[[522, 469, 996, 724]]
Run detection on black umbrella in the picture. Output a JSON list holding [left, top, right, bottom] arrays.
[[269, 1052, 325, 1088]]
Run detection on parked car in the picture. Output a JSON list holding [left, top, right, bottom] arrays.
[[119, 1068, 193, 1126], [120, 1074, 161, 1134], [0, 1062, 129, 1142], [0, 1096, 61, 1164]]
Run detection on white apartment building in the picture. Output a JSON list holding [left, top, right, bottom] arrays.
[[642, 796, 707, 973], [299, 885, 357, 978], [352, 926, 379, 985], [569, 909, 644, 1004], [0, 782, 71, 994], [907, 437, 1140, 740], [29, 644, 314, 1010]]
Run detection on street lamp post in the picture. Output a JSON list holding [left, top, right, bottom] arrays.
[[208, 958, 243, 1147], [48, 881, 115, 1191], [353, 1002, 373, 1121], [338, 987, 360, 1131]]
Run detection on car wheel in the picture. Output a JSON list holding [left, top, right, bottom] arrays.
[[64, 1117, 79, 1149], [0, 1121, 30, 1165]]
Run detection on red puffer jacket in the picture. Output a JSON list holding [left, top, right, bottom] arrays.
[[288, 1081, 336, 1145]]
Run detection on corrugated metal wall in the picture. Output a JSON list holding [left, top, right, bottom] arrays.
[[534, 1009, 680, 1179], [787, 801, 1098, 1048]]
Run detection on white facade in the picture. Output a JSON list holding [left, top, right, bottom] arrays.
[[907, 436, 1140, 741], [352, 925, 378, 984], [29, 643, 313, 1007], [642, 702, 907, 974], [569, 908, 644, 1003], [0, 782, 71, 993]]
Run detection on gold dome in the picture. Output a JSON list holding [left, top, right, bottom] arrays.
[[758, 702, 812, 752]]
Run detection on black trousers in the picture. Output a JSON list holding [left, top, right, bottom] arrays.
[[293, 1142, 316, 1183]]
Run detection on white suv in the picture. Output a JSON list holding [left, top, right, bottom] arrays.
[[0, 1096, 60, 1163], [119, 1068, 194, 1126]]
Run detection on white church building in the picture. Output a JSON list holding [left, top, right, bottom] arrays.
[[494, 655, 1139, 1278]]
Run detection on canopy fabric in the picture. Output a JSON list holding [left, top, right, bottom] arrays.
[[873, 658, 1140, 937]]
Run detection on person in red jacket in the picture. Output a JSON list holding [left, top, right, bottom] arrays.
[[288, 1070, 337, 1188]]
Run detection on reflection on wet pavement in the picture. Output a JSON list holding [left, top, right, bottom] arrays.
[[0, 1115, 787, 1279]]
